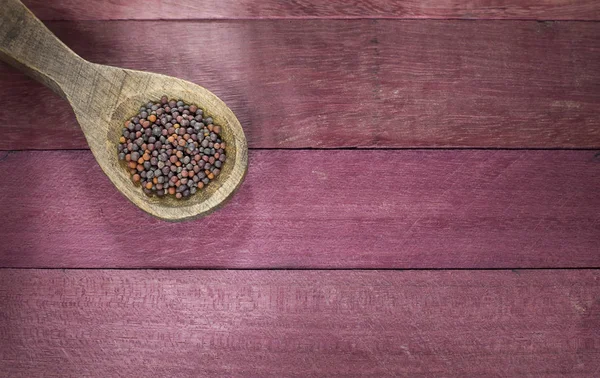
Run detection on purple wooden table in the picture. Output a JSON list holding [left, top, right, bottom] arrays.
[[0, 0, 599, 376]]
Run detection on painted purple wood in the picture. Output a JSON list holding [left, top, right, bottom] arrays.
[[0, 150, 598, 269], [21, 0, 600, 20], [0, 269, 598, 377], [1, 20, 599, 150]]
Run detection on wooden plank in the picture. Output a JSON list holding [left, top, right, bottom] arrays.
[[1, 20, 599, 150], [21, 0, 600, 20], [1, 150, 599, 269], [0, 269, 598, 377]]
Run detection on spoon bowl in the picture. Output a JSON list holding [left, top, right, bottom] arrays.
[[79, 66, 248, 221], [0, 0, 248, 221]]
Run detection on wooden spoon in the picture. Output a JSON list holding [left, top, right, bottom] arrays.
[[0, 0, 248, 221]]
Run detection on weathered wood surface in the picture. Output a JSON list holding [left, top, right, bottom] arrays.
[[0, 269, 598, 377], [0, 0, 249, 221], [1, 150, 598, 269], [1, 20, 599, 150], [21, 0, 600, 20]]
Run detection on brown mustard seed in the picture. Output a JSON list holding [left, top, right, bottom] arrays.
[[117, 97, 227, 199]]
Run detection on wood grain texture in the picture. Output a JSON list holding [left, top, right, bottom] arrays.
[[1, 150, 599, 269], [1, 20, 599, 150], [21, 0, 600, 20], [0, 0, 248, 221], [0, 269, 598, 377]]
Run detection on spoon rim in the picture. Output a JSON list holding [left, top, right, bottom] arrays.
[[73, 69, 248, 222]]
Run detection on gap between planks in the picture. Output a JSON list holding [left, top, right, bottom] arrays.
[[20, 0, 600, 21], [1, 267, 600, 271]]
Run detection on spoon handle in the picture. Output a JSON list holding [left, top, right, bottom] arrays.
[[0, 0, 87, 99]]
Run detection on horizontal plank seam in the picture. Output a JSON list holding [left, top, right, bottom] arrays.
[[2, 147, 600, 152], [41, 18, 600, 22], [1, 267, 599, 271]]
